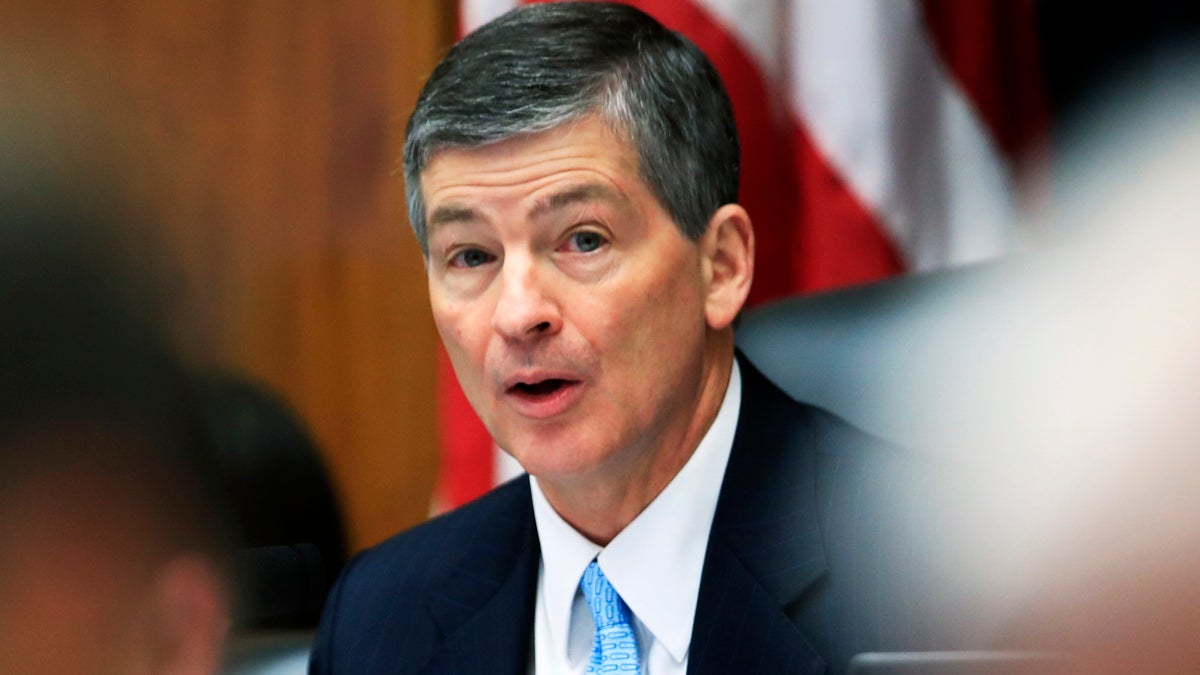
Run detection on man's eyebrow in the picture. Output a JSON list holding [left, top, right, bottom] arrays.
[[427, 205, 479, 229], [529, 184, 626, 219]]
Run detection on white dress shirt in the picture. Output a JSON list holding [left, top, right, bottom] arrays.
[[529, 361, 742, 675]]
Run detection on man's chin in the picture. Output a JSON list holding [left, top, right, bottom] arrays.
[[506, 445, 608, 487]]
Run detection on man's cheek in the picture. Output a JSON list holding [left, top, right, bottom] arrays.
[[433, 300, 479, 347]]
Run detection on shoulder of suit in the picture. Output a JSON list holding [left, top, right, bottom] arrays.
[[336, 475, 532, 590], [311, 479, 535, 672]]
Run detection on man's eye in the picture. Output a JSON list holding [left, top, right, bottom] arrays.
[[449, 248, 494, 268], [564, 231, 607, 253]]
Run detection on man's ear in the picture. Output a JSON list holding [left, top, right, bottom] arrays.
[[700, 204, 754, 330], [137, 555, 230, 675]]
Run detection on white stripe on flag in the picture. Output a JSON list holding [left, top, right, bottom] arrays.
[[460, 0, 519, 33], [690, 0, 787, 88], [784, 0, 1014, 269]]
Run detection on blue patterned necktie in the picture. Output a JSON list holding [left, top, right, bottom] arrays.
[[580, 560, 641, 674]]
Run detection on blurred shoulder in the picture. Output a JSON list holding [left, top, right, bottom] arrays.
[[737, 352, 907, 464]]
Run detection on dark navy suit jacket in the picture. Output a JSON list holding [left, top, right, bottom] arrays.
[[311, 355, 988, 674]]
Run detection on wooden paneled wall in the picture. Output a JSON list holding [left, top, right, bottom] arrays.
[[0, 1, 457, 551]]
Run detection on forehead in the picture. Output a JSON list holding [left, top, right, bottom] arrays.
[[420, 116, 644, 216]]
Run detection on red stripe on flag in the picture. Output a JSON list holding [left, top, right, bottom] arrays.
[[919, 0, 1050, 160], [435, 346, 494, 507], [789, 117, 907, 293]]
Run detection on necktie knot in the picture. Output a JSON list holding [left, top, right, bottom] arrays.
[[580, 560, 640, 673]]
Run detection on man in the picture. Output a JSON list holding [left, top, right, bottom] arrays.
[[312, 4, 989, 674]]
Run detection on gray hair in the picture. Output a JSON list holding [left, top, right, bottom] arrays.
[[403, 1, 739, 254]]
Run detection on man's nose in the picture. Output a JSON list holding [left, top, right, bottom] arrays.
[[491, 257, 562, 341]]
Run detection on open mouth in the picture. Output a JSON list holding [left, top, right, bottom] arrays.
[[510, 378, 572, 397], [503, 375, 583, 417]]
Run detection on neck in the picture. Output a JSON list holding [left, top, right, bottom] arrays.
[[538, 336, 736, 545]]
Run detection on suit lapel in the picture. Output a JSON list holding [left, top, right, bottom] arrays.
[[421, 477, 540, 675], [688, 355, 829, 674], [413, 357, 828, 674]]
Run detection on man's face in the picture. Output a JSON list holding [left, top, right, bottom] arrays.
[[422, 116, 720, 487]]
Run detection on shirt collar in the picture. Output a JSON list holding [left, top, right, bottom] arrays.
[[530, 478, 601, 656], [531, 360, 742, 664]]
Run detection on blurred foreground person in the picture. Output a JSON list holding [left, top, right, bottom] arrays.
[[0, 85, 233, 673], [991, 57, 1200, 674], [746, 48, 1200, 674], [196, 371, 348, 630]]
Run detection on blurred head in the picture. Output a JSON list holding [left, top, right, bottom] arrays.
[[0, 282, 233, 674], [194, 371, 348, 629], [0, 418, 231, 675], [0, 84, 233, 673], [408, 3, 753, 507], [0, 252, 233, 674]]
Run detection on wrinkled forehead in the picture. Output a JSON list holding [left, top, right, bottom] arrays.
[[423, 130, 657, 245], [422, 116, 639, 192]]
